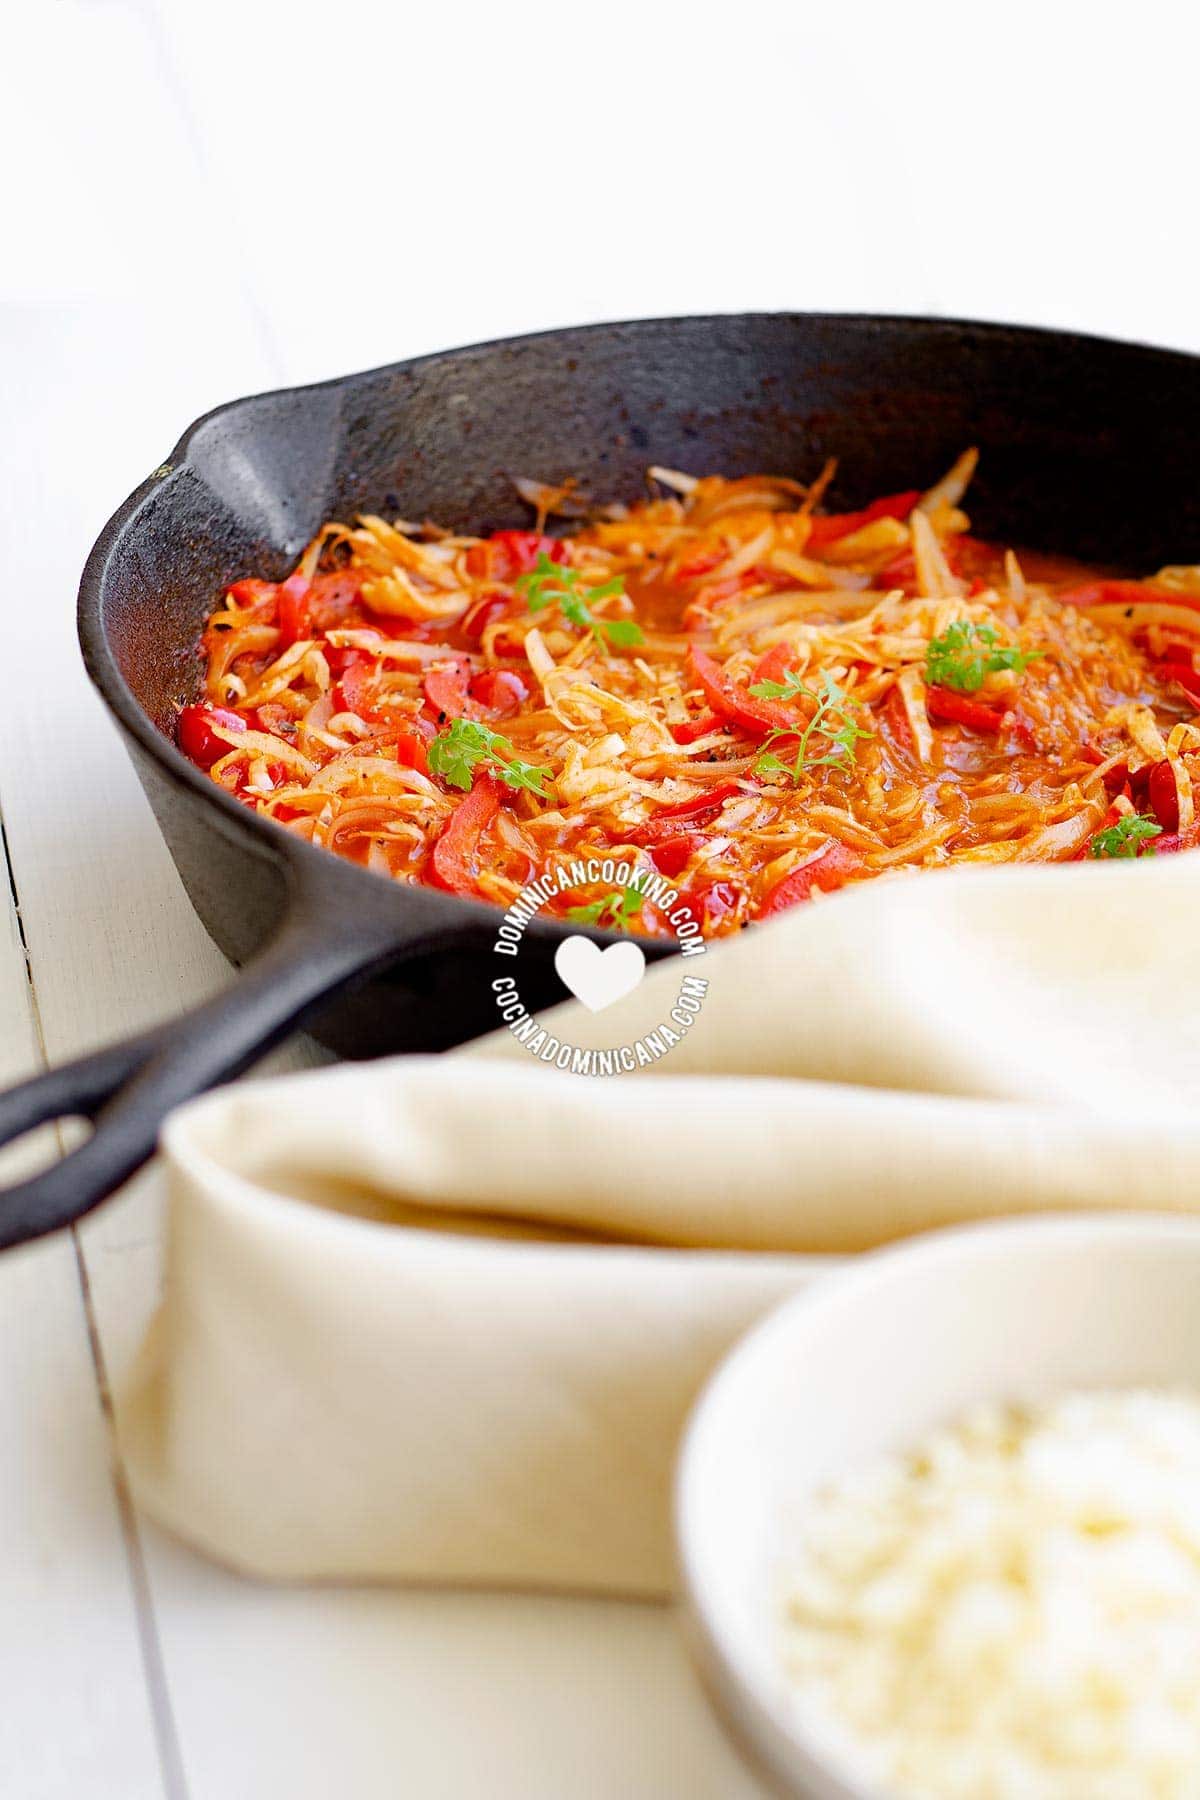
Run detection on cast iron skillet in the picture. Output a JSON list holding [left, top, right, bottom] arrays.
[[1, 312, 1198, 1250]]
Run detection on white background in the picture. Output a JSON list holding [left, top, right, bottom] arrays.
[[2, 1, 1197, 1794]]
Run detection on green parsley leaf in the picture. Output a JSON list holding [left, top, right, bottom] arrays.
[[559, 591, 594, 631], [925, 619, 1044, 693], [1087, 813, 1163, 859], [748, 667, 808, 702], [428, 717, 552, 798], [425, 718, 484, 790], [598, 618, 645, 648], [752, 673, 873, 785], [516, 554, 644, 652], [494, 758, 554, 797], [565, 897, 608, 926], [583, 576, 628, 606], [518, 554, 571, 600], [566, 886, 645, 930], [516, 553, 575, 612], [751, 750, 800, 784]]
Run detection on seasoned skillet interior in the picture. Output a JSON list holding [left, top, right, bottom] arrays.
[[97, 315, 1200, 743], [81, 315, 1200, 1057]]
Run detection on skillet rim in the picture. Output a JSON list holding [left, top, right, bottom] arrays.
[[76, 308, 1200, 939]]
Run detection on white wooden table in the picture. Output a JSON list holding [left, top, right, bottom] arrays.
[[4, 1, 1197, 1791]]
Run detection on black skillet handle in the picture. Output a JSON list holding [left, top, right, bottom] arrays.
[[0, 910, 406, 1250]]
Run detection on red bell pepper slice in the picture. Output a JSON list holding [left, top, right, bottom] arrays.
[[1148, 760, 1181, 831], [1078, 772, 1191, 856], [761, 842, 862, 916], [275, 573, 311, 649], [324, 644, 367, 678], [1100, 758, 1184, 828], [393, 732, 430, 776], [1158, 661, 1200, 709], [178, 704, 248, 769], [468, 668, 528, 716], [925, 685, 1006, 733], [1081, 742, 1137, 799], [649, 835, 702, 878], [670, 711, 723, 744], [461, 593, 510, 640], [495, 531, 567, 575], [423, 659, 483, 722], [333, 657, 378, 719], [805, 490, 920, 549], [687, 646, 796, 737], [429, 777, 503, 894], [882, 684, 916, 758], [750, 641, 802, 687], [1145, 635, 1200, 665], [655, 779, 743, 821], [618, 781, 742, 847], [226, 578, 277, 607], [466, 532, 567, 584], [1093, 757, 1174, 820]]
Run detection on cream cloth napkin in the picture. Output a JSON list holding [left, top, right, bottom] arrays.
[[118, 857, 1200, 1596]]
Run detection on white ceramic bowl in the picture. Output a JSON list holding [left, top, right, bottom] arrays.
[[675, 1214, 1200, 1799]]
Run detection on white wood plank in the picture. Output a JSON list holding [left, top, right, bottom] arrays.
[[0, 289, 322, 1405], [134, 1533, 765, 1800], [0, 5, 313, 1795], [0, 841, 165, 1797]]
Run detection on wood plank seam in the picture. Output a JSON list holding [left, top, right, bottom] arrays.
[[72, 1239, 190, 1800]]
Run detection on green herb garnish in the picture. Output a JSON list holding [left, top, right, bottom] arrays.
[[428, 718, 552, 796], [751, 671, 873, 784], [566, 886, 645, 930], [1087, 813, 1163, 859], [748, 668, 809, 703], [925, 620, 1044, 694], [516, 553, 645, 652]]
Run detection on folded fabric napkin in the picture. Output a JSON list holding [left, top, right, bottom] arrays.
[[118, 857, 1200, 1596]]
